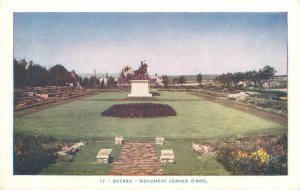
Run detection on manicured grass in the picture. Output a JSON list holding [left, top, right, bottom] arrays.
[[39, 141, 120, 175], [85, 91, 202, 100], [39, 140, 228, 175], [14, 91, 286, 141], [157, 141, 229, 175], [84, 92, 128, 100], [153, 91, 203, 100], [15, 91, 287, 175]]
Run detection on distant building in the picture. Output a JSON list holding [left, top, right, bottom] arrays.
[[118, 66, 134, 85], [98, 75, 108, 86], [70, 71, 82, 89]]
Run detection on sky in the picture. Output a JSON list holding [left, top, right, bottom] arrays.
[[13, 12, 287, 75]]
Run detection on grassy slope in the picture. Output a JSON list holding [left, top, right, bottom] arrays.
[[14, 91, 286, 141]]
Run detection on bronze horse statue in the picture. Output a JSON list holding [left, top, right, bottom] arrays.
[[133, 61, 149, 80]]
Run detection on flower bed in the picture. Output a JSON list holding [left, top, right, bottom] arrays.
[[192, 143, 216, 156], [215, 134, 287, 175], [192, 134, 287, 175], [56, 142, 85, 162], [101, 103, 177, 118], [14, 134, 69, 174]]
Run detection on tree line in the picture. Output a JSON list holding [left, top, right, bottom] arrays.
[[215, 65, 276, 90], [81, 75, 117, 88], [14, 58, 117, 88], [160, 65, 276, 90], [14, 58, 79, 88], [161, 74, 202, 87], [14, 59, 277, 90]]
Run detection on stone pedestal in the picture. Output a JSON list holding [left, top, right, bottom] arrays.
[[160, 150, 175, 163], [115, 136, 124, 144], [128, 80, 152, 97], [155, 137, 164, 145], [97, 149, 113, 164]]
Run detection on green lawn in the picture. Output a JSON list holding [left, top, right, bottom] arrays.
[[14, 91, 286, 141], [39, 140, 228, 175], [157, 141, 229, 175], [39, 141, 121, 175], [15, 91, 286, 175]]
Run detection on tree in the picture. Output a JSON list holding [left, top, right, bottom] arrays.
[[233, 72, 246, 88], [215, 74, 225, 87], [100, 79, 105, 88], [81, 77, 89, 86], [14, 59, 48, 88], [107, 76, 117, 87], [261, 65, 277, 91], [161, 75, 169, 87], [172, 78, 178, 84], [89, 76, 96, 87], [245, 71, 252, 87], [258, 69, 264, 88], [48, 64, 72, 86], [215, 73, 234, 87], [225, 73, 234, 87], [77, 76, 83, 86], [245, 70, 259, 88], [13, 59, 26, 88], [196, 73, 202, 87], [25, 63, 48, 87], [178, 75, 186, 85]]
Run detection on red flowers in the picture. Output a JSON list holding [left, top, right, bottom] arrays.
[[101, 103, 177, 118]]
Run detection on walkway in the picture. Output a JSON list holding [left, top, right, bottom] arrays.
[[110, 142, 163, 175]]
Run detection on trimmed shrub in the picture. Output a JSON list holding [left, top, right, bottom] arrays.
[[151, 92, 160, 96], [101, 103, 177, 118]]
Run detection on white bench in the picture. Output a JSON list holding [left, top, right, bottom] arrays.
[[156, 137, 164, 145], [115, 136, 124, 144], [97, 149, 113, 164], [160, 150, 174, 163]]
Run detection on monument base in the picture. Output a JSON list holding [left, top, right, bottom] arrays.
[[128, 80, 152, 97]]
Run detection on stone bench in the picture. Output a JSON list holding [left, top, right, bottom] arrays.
[[155, 137, 164, 145], [115, 136, 124, 144], [97, 149, 113, 164], [160, 150, 174, 163]]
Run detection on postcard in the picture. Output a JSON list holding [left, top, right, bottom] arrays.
[[1, 0, 300, 190]]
